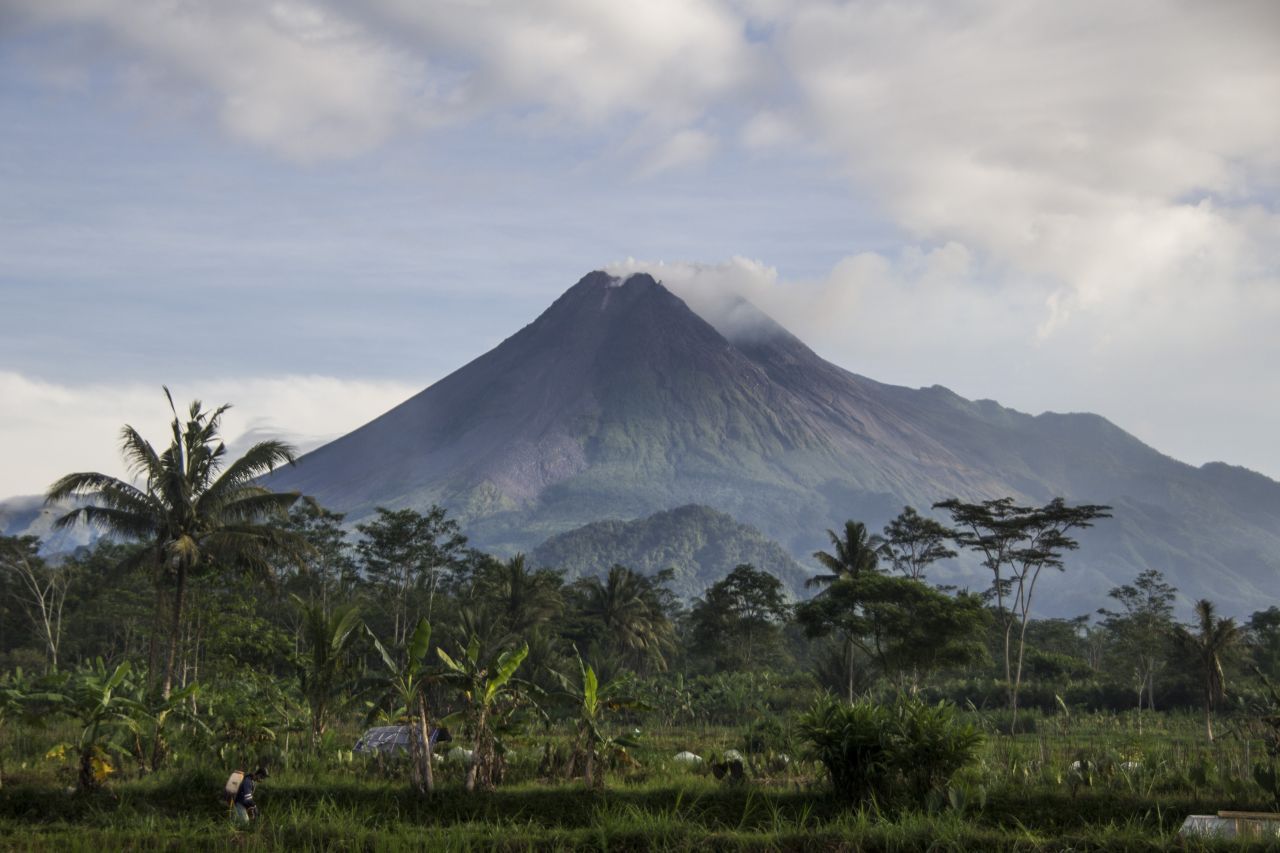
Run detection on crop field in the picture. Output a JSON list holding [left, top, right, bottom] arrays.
[[1, 709, 1277, 851]]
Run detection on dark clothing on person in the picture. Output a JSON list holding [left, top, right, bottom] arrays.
[[235, 775, 257, 810], [234, 770, 265, 821]]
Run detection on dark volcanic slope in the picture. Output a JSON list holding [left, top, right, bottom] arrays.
[[267, 271, 1280, 615]]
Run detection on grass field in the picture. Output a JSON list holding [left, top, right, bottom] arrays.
[[2, 709, 1277, 850]]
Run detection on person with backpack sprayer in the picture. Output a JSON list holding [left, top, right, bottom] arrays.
[[224, 765, 268, 823]]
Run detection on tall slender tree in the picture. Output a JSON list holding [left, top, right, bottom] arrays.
[[1097, 569, 1177, 715], [1176, 599, 1244, 742], [935, 496, 1111, 730], [356, 506, 466, 646], [46, 389, 306, 698], [283, 502, 355, 612], [0, 535, 72, 672], [807, 520, 884, 701]]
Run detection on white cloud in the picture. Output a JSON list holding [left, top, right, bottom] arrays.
[[740, 110, 802, 150], [1, 0, 756, 162], [358, 0, 756, 127], [0, 372, 418, 497], [4, 0, 432, 161], [776, 0, 1280, 338], [637, 129, 719, 177]]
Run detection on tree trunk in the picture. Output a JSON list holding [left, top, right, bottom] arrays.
[[844, 634, 855, 704], [465, 707, 488, 793], [148, 581, 166, 696], [78, 748, 95, 793], [583, 727, 597, 789], [416, 696, 434, 794], [1010, 612, 1031, 734], [1205, 684, 1215, 742], [162, 564, 188, 700], [1002, 613, 1016, 711]]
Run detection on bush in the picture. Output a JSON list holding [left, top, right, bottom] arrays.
[[798, 694, 982, 809]]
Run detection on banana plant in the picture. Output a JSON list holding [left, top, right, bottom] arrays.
[[144, 680, 202, 772], [556, 648, 645, 788], [50, 659, 147, 792], [437, 636, 528, 792], [296, 598, 363, 744], [367, 618, 437, 793]]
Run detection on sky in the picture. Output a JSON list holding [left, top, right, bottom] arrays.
[[1, 0, 1278, 498]]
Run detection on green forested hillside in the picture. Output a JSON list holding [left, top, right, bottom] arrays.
[[529, 504, 813, 599]]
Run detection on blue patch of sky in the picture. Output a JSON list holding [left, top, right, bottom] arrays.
[[0, 41, 898, 387]]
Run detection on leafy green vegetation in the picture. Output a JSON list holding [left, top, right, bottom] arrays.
[[2, 395, 1279, 849], [530, 504, 812, 599]]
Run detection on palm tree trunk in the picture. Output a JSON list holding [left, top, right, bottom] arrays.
[[162, 564, 187, 700], [844, 634, 855, 703], [1205, 680, 1215, 742], [148, 581, 166, 696]]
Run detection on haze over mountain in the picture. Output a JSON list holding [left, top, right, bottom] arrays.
[[251, 270, 1280, 616]]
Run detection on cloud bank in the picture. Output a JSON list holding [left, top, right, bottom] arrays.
[[2, 1, 1278, 477], [0, 372, 418, 497]]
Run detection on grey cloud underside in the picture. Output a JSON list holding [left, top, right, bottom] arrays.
[[264, 272, 1280, 615]]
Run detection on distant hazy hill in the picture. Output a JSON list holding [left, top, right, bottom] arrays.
[[529, 504, 813, 600], [0, 495, 98, 554], [249, 270, 1280, 616]]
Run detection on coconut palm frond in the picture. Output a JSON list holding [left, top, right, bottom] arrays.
[[45, 389, 307, 700], [205, 441, 297, 497], [118, 426, 164, 486]]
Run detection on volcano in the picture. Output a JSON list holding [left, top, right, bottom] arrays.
[[266, 271, 1280, 614]]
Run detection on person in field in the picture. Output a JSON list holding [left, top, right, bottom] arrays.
[[229, 765, 268, 823]]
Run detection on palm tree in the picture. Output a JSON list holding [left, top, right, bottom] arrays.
[[808, 520, 881, 588], [479, 554, 564, 637], [46, 389, 306, 699], [574, 565, 675, 673], [807, 520, 883, 702], [1177, 599, 1244, 742]]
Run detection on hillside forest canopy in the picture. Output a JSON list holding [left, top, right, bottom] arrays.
[[2, 393, 1280, 849]]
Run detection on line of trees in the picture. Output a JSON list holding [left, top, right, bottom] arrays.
[[2, 391, 1277, 767]]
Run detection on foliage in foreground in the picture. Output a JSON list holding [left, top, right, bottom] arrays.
[[798, 693, 983, 809]]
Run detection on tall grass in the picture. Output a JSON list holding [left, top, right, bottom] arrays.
[[1, 710, 1275, 850]]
